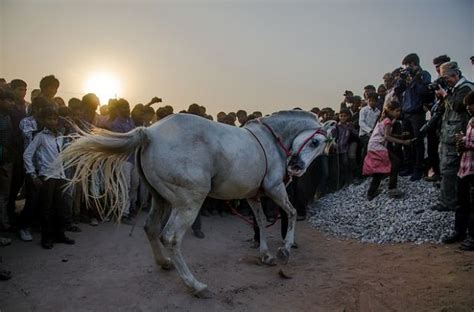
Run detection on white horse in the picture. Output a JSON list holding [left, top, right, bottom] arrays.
[[59, 110, 335, 297]]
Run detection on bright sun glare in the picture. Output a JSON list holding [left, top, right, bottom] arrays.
[[84, 72, 121, 104]]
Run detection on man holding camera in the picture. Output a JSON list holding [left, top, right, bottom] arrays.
[[395, 53, 432, 181], [432, 62, 474, 215], [423, 55, 452, 182]]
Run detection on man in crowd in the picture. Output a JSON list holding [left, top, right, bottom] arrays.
[[433, 62, 473, 213], [396, 53, 432, 181]]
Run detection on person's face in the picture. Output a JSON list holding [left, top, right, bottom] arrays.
[[42, 86, 58, 99], [13, 86, 27, 100], [368, 98, 377, 108], [237, 115, 247, 124], [99, 105, 109, 116], [434, 64, 442, 76], [31, 90, 41, 102], [339, 113, 349, 123], [467, 103, 474, 117], [44, 115, 59, 131], [118, 103, 130, 118], [383, 76, 394, 89], [442, 73, 459, 88], [389, 108, 402, 119]]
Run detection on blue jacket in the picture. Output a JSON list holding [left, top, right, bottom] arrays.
[[395, 69, 431, 114]]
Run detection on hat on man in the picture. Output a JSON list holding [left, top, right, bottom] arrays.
[[440, 61, 460, 76], [343, 90, 353, 97]]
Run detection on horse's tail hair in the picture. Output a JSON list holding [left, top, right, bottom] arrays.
[[59, 127, 149, 220]]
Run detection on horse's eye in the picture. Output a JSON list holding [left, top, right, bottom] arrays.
[[311, 138, 320, 147]]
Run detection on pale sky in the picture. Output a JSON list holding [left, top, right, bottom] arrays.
[[0, 0, 473, 117]]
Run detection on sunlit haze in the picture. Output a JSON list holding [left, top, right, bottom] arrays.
[[0, 0, 473, 116], [84, 72, 121, 104]]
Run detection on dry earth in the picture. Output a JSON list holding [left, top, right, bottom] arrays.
[[1, 212, 474, 312]]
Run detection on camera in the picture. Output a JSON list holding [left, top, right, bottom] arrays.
[[399, 67, 415, 80], [428, 77, 448, 91], [420, 100, 445, 136]]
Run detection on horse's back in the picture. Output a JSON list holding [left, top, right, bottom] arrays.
[[140, 114, 265, 199]]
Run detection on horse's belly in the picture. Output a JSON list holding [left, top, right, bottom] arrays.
[[208, 174, 261, 200]]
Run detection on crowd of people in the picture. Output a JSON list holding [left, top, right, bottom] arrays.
[[1, 53, 474, 281]]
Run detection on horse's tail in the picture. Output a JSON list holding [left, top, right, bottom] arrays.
[[59, 127, 149, 220]]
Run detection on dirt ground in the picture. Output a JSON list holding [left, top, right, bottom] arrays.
[[1, 211, 474, 312]]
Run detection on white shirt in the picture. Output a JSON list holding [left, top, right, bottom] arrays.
[[359, 105, 380, 137], [23, 128, 65, 179]]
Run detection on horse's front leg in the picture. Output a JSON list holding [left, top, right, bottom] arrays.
[[247, 198, 276, 266], [265, 183, 297, 264]]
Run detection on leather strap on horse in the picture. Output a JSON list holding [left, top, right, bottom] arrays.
[[227, 201, 280, 228], [244, 127, 268, 181]]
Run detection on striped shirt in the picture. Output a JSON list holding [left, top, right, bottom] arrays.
[[458, 117, 474, 178]]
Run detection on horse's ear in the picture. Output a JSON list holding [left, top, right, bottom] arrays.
[[322, 120, 337, 132]]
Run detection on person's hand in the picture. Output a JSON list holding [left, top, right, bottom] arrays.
[[403, 139, 415, 146], [456, 133, 466, 152], [32, 177, 43, 188], [435, 87, 447, 98], [150, 97, 162, 104]]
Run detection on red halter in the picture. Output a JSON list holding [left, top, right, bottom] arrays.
[[259, 119, 328, 163]]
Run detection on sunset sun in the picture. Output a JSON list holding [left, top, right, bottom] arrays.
[[84, 72, 121, 104]]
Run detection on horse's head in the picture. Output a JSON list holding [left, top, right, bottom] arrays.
[[287, 120, 337, 177]]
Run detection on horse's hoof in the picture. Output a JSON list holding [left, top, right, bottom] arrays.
[[194, 287, 214, 299], [260, 255, 277, 266], [160, 261, 173, 271], [277, 247, 290, 264]]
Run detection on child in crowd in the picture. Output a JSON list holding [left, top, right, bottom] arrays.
[[336, 109, 358, 188], [23, 104, 75, 249], [444, 91, 474, 249], [363, 101, 412, 201]]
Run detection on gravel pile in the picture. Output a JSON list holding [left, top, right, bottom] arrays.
[[307, 177, 455, 244]]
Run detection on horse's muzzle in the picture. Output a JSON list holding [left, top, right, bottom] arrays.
[[288, 157, 305, 177]]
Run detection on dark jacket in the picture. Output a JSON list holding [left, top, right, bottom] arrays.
[[440, 78, 474, 145], [395, 69, 432, 114]]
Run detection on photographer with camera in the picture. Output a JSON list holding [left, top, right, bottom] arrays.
[[431, 62, 474, 213], [394, 53, 432, 181], [340, 90, 353, 111], [422, 55, 452, 182]]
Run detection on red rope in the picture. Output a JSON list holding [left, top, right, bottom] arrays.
[[228, 201, 280, 228]]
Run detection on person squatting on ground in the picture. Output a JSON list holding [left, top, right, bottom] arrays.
[[442, 91, 474, 250], [23, 103, 75, 249], [363, 101, 413, 201]]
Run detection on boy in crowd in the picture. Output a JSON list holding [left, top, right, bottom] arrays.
[[23, 104, 75, 249], [359, 92, 381, 166], [39, 75, 60, 101], [336, 108, 358, 187]]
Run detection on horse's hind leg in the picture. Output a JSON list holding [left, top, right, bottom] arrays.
[[144, 198, 172, 270], [265, 183, 297, 264], [247, 198, 276, 266], [161, 202, 212, 298]]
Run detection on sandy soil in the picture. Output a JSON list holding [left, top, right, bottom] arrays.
[[1, 212, 473, 312]]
